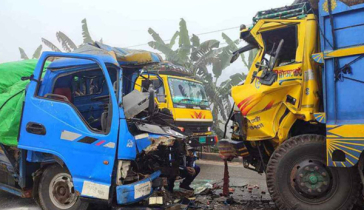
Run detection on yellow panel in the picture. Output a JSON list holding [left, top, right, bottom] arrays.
[[328, 124, 364, 137]]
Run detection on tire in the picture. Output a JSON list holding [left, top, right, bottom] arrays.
[[266, 134, 360, 210], [38, 164, 89, 210]]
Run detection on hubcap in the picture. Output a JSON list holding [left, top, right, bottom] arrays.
[[292, 160, 332, 198], [49, 173, 78, 209]]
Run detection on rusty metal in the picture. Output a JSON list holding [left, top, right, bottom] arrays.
[[222, 159, 230, 197]]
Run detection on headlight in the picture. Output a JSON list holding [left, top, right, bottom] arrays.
[[163, 127, 186, 138]]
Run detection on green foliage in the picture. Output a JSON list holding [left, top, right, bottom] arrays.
[[41, 38, 61, 52], [190, 34, 200, 48], [81, 18, 93, 44], [148, 19, 251, 139], [148, 28, 166, 45], [56, 31, 77, 52], [18, 48, 29, 60], [32, 45, 42, 59], [23, 18, 94, 59], [169, 31, 180, 48], [18, 45, 43, 60]]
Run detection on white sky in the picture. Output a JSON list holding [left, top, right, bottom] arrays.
[[0, 0, 293, 82]]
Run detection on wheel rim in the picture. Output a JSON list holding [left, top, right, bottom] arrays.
[[49, 173, 78, 209], [291, 159, 333, 199]]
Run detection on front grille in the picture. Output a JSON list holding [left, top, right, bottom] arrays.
[[188, 126, 208, 133], [175, 121, 212, 133]]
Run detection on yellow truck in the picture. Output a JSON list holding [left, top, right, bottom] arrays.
[[135, 63, 217, 146], [219, 1, 364, 209]]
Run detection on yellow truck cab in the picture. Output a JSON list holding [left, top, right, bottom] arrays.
[[135, 63, 217, 146]]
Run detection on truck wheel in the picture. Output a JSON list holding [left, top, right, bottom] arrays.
[[38, 164, 88, 210], [266, 134, 360, 210]]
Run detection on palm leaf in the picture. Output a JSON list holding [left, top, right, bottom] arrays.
[[178, 18, 190, 47], [193, 49, 220, 74], [41, 38, 61, 52], [190, 34, 200, 48], [81, 18, 93, 44], [222, 33, 249, 67], [148, 28, 166, 45], [191, 40, 220, 61], [168, 31, 179, 48], [212, 47, 233, 79], [178, 18, 191, 62], [19, 48, 29, 60], [56, 31, 77, 52], [32, 45, 42, 59], [148, 41, 182, 65], [248, 48, 258, 68], [222, 33, 238, 51]]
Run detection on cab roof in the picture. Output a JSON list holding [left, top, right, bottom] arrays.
[[48, 42, 162, 70]]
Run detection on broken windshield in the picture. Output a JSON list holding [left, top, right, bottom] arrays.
[[168, 77, 208, 107]]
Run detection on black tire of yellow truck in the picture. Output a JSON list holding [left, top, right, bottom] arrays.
[[266, 134, 360, 210]]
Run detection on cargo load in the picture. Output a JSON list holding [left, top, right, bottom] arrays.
[[0, 60, 49, 146]]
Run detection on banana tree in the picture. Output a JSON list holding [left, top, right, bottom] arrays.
[[18, 45, 43, 60], [19, 19, 98, 59], [148, 18, 250, 138]]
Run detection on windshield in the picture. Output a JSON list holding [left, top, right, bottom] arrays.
[[168, 77, 208, 107]]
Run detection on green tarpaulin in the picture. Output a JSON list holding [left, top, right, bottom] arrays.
[[0, 59, 48, 146]]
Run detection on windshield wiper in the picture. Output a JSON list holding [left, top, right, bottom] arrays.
[[179, 98, 193, 103]]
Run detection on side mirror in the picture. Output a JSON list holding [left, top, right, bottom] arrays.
[[157, 94, 166, 103], [230, 53, 240, 63], [153, 79, 163, 90]]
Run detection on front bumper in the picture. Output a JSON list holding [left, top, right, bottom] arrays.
[[187, 135, 217, 147], [116, 170, 161, 205]]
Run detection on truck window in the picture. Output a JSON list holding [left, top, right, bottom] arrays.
[[261, 25, 298, 67], [168, 78, 208, 108], [37, 62, 117, 133], [141, 79, 165, 95]]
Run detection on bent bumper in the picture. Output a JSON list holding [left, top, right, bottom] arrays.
[[116, 170, 161, 205]]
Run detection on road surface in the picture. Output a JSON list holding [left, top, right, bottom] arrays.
[[0, 160, 267, 210]]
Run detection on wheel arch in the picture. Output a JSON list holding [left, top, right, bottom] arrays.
[[28, 151, 71, 201]]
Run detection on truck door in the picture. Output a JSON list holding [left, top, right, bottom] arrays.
[[18, 52, 120, 200]]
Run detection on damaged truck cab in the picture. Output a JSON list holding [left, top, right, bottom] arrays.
[[220, 1, 364, 209], [0, 43, 187, 210]]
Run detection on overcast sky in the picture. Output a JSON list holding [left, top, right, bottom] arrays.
[[0, 0, 292, 82]]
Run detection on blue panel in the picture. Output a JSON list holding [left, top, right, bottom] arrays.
[[116, 171, 161, 205], [319, 0, 364, 125]]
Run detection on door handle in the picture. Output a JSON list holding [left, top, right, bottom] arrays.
[[26, 122, 46, 135]]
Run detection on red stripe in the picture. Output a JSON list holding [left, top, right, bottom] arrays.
[[237, 95, 254, 109], [263, 100, 275, 110], [96, 140, 106, 146]]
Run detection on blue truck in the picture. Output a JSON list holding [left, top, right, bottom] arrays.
[[0, 43, 188, 210]]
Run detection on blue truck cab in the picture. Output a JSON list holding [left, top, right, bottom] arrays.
[[0, 43, 187, 210]]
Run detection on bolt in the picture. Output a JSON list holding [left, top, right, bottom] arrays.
[[305, 167, 310, 171], [301, 183, 305, 186], [317, 188, 322, 193], [299, 174, 304, 178], [314, 166, 319, 171], [308, 189, 312, 193], [323, 181, 328, 185], [322, 172, 327, 177]]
